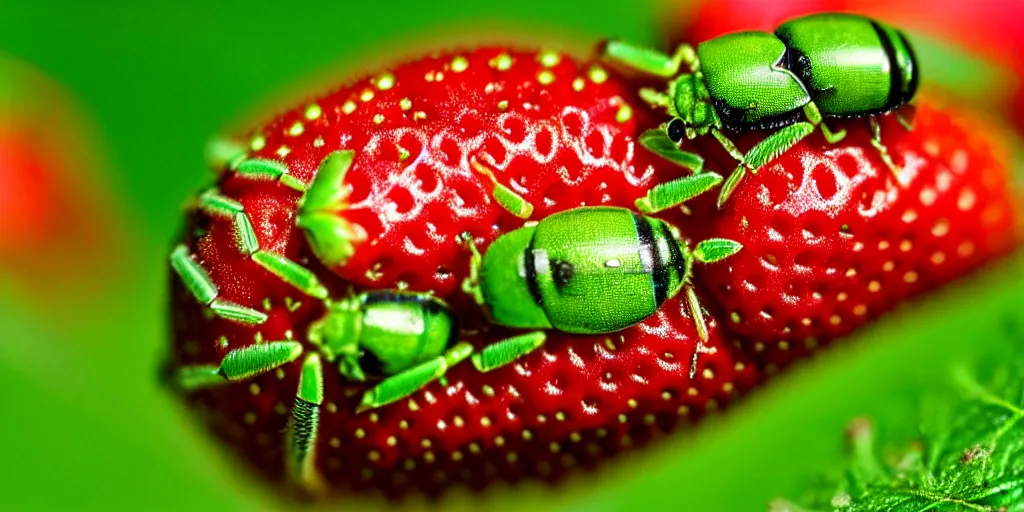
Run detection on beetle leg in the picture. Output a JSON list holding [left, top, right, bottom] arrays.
[[470, 159, 534, 219], [717, 123, 815, 208], [172, 365, 225, 390], [287, 353, 325, 494], [196, 189, 331, 300], [232, 157, 308, 192], [803, 102, 847, 143], [459, 233, 486, 306], [674, 43, 700, 73], [639, 128, 707, 173], [683, 286, 709, 379], [169, 244, 269, 325], [357, 342, 473, 412], [638, 88, 671, 109], [471, 332, 548, 373], [710, 129, 746, 163], [172, 341, 304, 391], [636, 172, 723, 214], [601, 41, 687, 78], [868, 117, 903, 182], [684, 238, 741, 377], [684, 286, 708, 342], [692, 238, 743, 264], [894, 104, 917, 131]]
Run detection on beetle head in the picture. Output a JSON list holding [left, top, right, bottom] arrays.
[[308, 296, 366, 381], [666, 74, 716, 140]]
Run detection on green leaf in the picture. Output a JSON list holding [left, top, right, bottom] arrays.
[[779, 351, 1024, 510]]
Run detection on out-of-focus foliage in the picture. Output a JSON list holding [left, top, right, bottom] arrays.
[[776, 354, 1024, 510]]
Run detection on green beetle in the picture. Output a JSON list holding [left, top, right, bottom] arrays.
[[169, 151, 737, 489], [602, 12, 919, 206], [460, 203, 741, 374], [306, 290, 463, 382]]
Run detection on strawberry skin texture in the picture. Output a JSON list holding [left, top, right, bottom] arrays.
[[169, 47, 760, 498], [686, 104, 1020, 362], [172, 273, 757, 496], [231, 47, 663, 300]]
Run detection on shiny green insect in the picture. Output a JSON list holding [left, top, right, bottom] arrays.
[[169, 149, 737, 489], [602, 12, 919, 206], [460, 203, 741, 376]]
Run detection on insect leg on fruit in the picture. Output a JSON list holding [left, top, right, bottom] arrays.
[[172, 341, 305, 390], [357, 342, 474, 412], [636, 128, 709, 175], [197, 189, 329, 300], [470, 159, 534, 219], [717, 123, 815, 207], [601, 41, 697, 78], [233, 157, 308, 192], [869, 116, 902, 181], [803, 102, 847, 143], [471, 332, 548, 372], [287, 353, 325, 492], [169, 244, 268, 325], [635, 168, 723, 214]]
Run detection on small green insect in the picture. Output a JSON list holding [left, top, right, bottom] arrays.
[[168, 150, 474, 490], [169, 148, 736, 490], [602, 12, 919, 206], [460, 203, 741, 376]]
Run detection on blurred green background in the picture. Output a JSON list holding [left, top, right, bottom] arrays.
[[0, 1, 1021, 510]]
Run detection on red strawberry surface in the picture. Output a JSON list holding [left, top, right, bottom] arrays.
[[168, 46, 760, 498], [166, 43, 1020, 500], [684, 103, 1019, 365], [221, 47, 664, 300]]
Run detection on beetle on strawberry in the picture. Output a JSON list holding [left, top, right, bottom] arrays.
[[164, 15, 1019, 500], [602, 12, 919, 206], [171, 139, 742, 489], [167, 46, 761, 497]]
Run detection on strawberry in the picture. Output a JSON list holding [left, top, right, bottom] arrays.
[[166, 46, 760, 498], [0, 55, 125, 300], [212, 46, 665, 300], [684, 103, 1020, 366], [1016, 77, 1024, 133]]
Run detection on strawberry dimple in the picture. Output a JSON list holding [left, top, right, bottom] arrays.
[[166, 37, 1020, 499], [171, 267, 759, 497], [237, 48, 662, 297], [168, 46, 755, 499], [688, 104, 1019, 352]]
